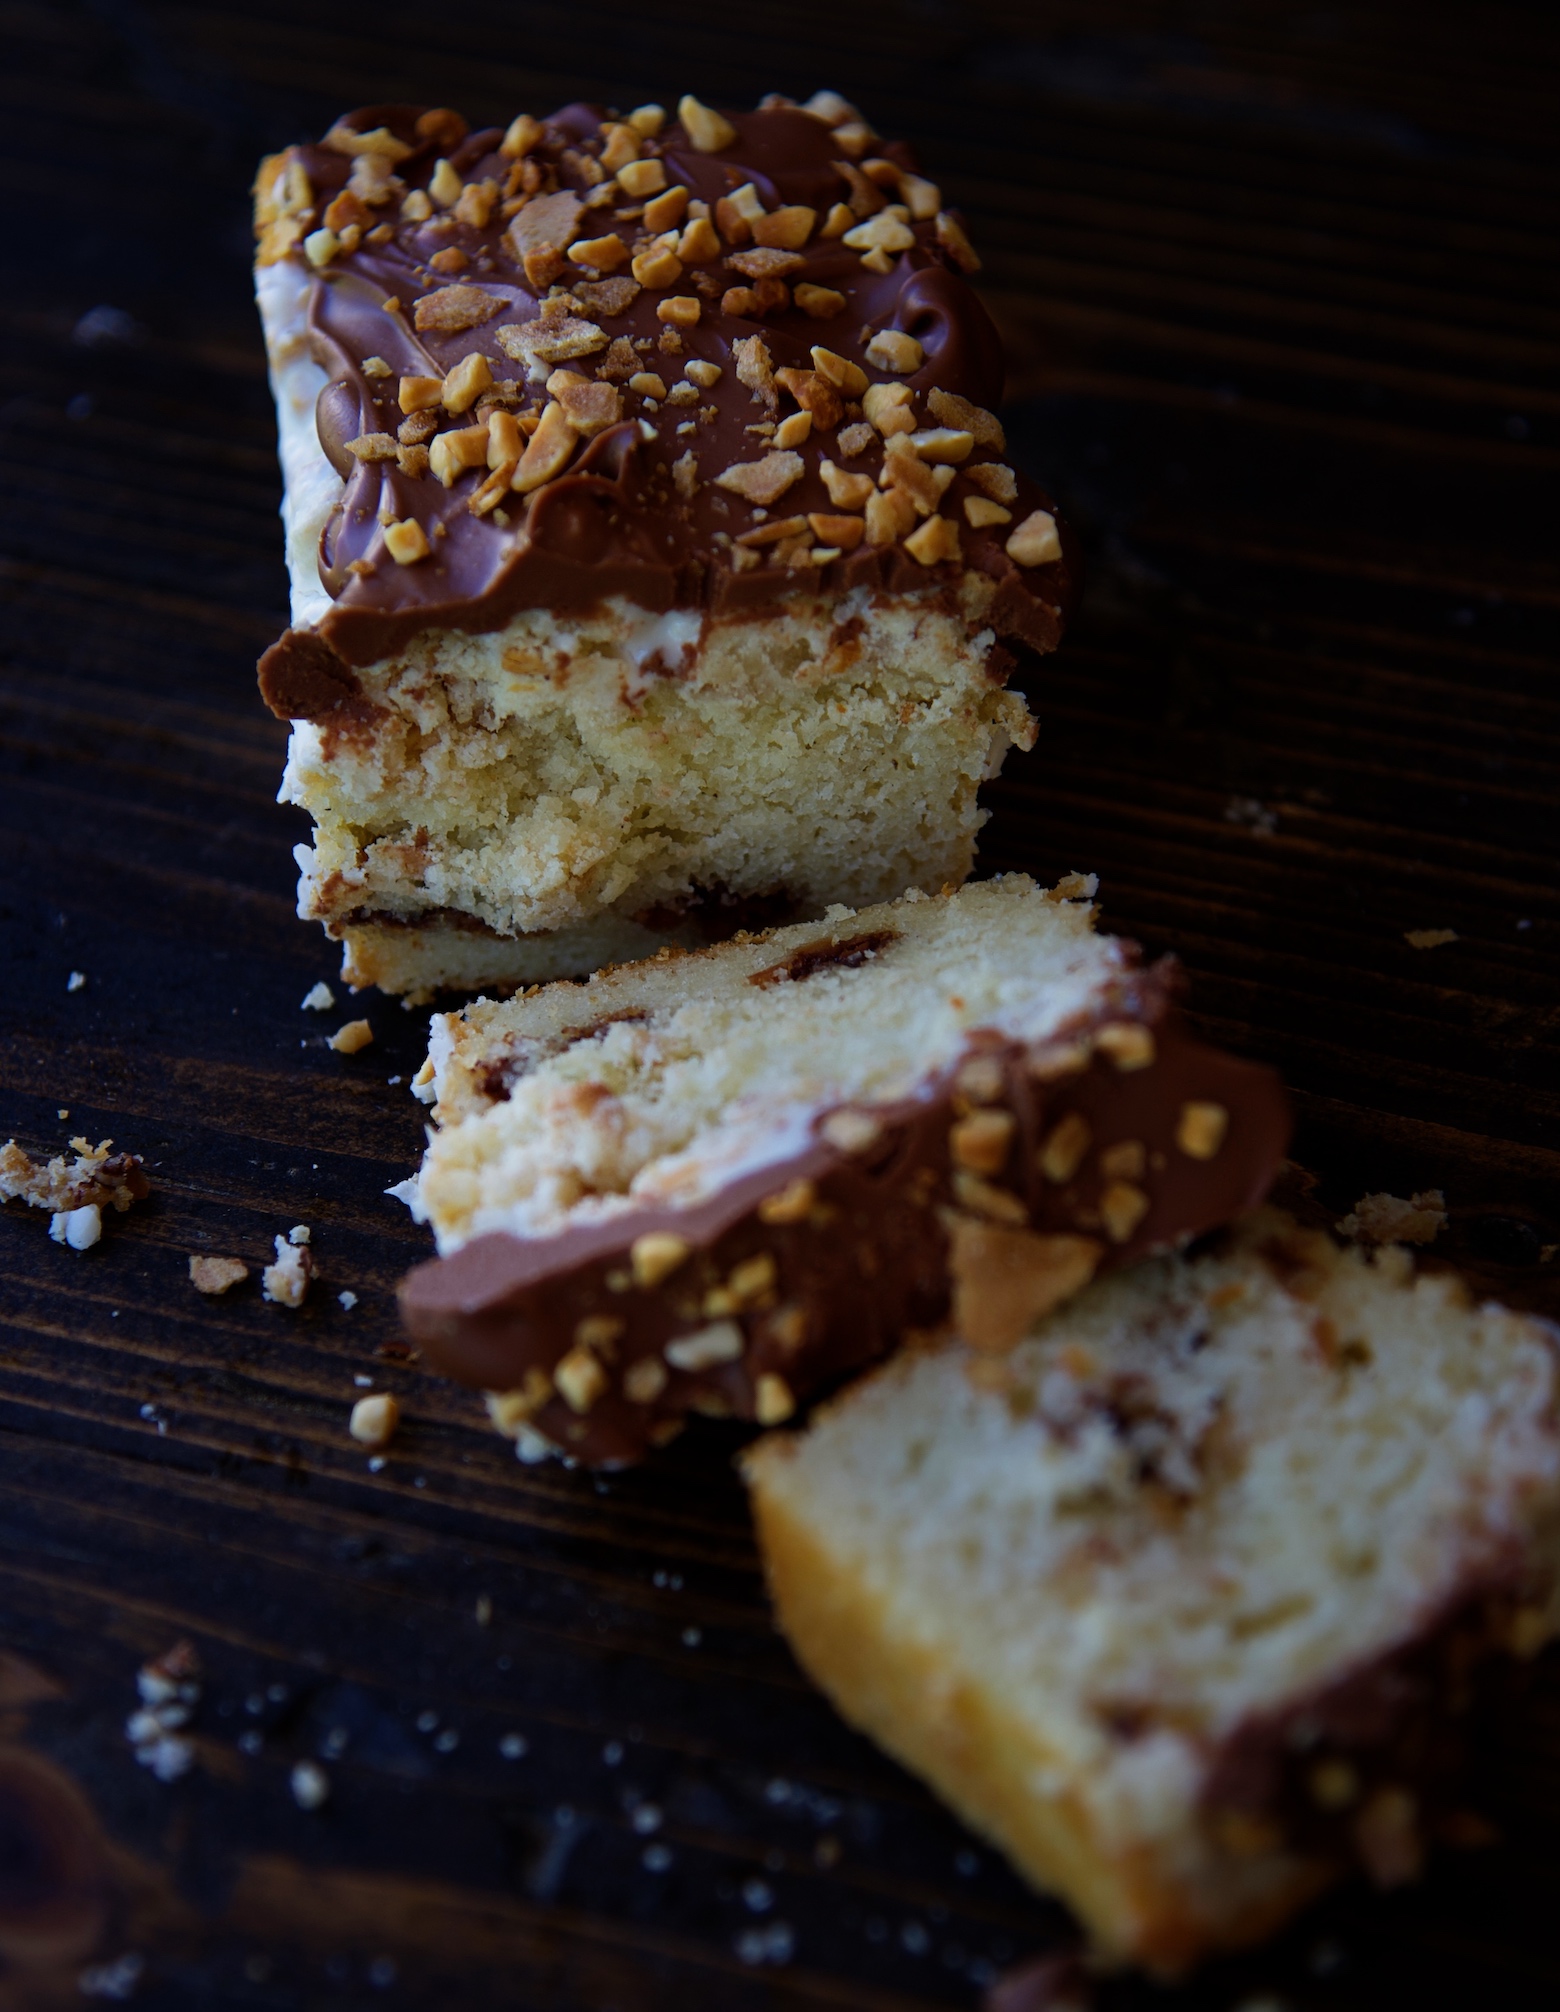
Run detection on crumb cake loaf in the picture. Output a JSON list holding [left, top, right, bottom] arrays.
[[396, 876, 1289, 1464], [745, 1213, 1560, 1973], [253, 92, 1079, 997]]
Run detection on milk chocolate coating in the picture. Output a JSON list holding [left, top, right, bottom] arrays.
[[399, 964, 1292, 1465], [256, 99, 1080, 718]]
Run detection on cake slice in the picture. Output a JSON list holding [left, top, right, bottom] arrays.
[[396, 875, 1289, 1464], [253, 91, 1078, 998], [744, 1213, 1560, 1974]]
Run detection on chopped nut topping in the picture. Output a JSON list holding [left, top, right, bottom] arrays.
[[774, 366, 844, 428], [190, 1255, 248, 1295], [757, 1177, 816, 1224], [597, 120, 640, 173], [792, 283, 846, 318], [862, 381, 915, 435], [1006, 508, 1062, 567], [627, 370, 667, 399], [909, 427, 975, 464], [595, 336, 641, 380], [844, 211, 915, 255], [571, 276, 641, 319], [349, 1392, 399, 1448], [835, 420, 875, 458], [951, 1109, 1015, 1175], [677, 216, 722, 263], [428, 158, 463, 208], [665, 1321, 744, 1370], [1176, 1101, 1230, 1160], [1039, 1112, 1092, 1184], [395, 444, 430, 479], [548, 373, 622, 436], [727, 1253, 777, 1304], [631, 1230, 690, 1287], [1028, 1040, 1090, 1081], [345, 432, 398, 462], [725, 246, 806, 280], [881, 439, 945, 514], [574, 1314, 625, 1355], [864, 328, 924, 373], [429, 423, 489, 486], [804, 89, 859, 125], [676, 361, 718, 395], [820, 1109, 883, 1155], [898, 172, 942, 221], [819, 460, 874, 508], [755, 1374, 795, 1425], [715, 182, 766, 243], [412, 283, 503, 333], [428, 246, 469, 275], [952, 1170, 1028, 1225], [1309, 1759, 1360, 1811], [957, 1056, 1005, 1104], [864, 488, 917, 546], [642, 184, 689, 233], [949, 1219, 1103, 1352], [624, 1356, 669, 1404], [303, 226, 339, 268], [487, 409, 525, 465], [807, 346, 868, 398], [398, 408, 439, 445], [1095, 1023, 1156, 1071], [964, 495, 1012, 528], [627, 103, 666, 138], [506, 188, 585, 268], [1355, 1787, 1423, 1889], [714, 448, 803, 506], [753, 205, 816, 250], [441, 351, 493, 413], [672, 449, 699, 497], [631, 243, 683, 288], [455, 177, 498, 229], [511, 400, 578, 491], [500, 113, 543, 158], [469, 462, 518, 516], [731, 333, 776, 408], [656, 294, 701, 328], [616, 157, 667, 201], [677, 94, 737, 153], [324, 121, 414, 163], [496, 312, 608, 367], [819, 202, 855, 237], [401, 188, 433, 223], [328, 1018, 374, 1054], [1099, 1180, 1150, 1244], [734, 515, 810, 549], [965, 462, 1019, 505], [384, 518, 431, 564], [935, 210, 981, 273], [774, 410, 812, 449], [926, 387, 1004, 450], [555, 1344, 609, 1414], [806, 511, 865, 550], [568, 231, 629, 273], [1100, 1139, 1147, 1182], [832, 120, 875, 159]]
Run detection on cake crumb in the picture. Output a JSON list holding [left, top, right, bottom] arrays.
[[329, 1018, 374, 1054], [301, 980, 335, 1011], [2, 1135, 149, 1217], [350, 1392, 400, 1448], [262, 1235, 315, 1306], [1405, 928, 1458, 949], [290, 1759, 329, 1809], [288, 1224, 311, 1245], [190, 1255, 248, 1295], [338, 1289, 358, 1309], [67, 970, 86, 992], [1337, 1190, 1447, 1246], [50, 1202, 101, 1250]]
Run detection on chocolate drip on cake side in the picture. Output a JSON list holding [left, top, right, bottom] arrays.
[[398, 961, 1292, 1466], [254, 98, 1080, 720]]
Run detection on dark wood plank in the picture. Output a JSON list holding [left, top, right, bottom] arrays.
[[3, 3, 1559, 2005]]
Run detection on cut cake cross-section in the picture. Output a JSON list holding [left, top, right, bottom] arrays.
[[253, 92, 1079, 998], [744, 1212, 1560, 1974], [397, 875, 1289, 1464]]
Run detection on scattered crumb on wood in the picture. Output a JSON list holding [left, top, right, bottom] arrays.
[[301, 980, 335, 1011], [2, 1136, 149, 1215], [329, 1019, 374, 1054], [350, 1392, 400, 1448], [190, 1255, 248, 1295], [1337, 1189, 1447, 1246], [1405, 928, 1458, 949], [262, 1235, 315, 1307]]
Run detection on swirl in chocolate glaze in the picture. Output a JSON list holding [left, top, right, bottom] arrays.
[[254, 95, 1079, 715]]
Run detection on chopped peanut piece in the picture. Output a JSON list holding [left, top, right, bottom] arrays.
[[429, 424, 490, 485], [345, 433, 398, 462], [774, 410, 812, 449], [398, 374, 444, 413], [629, 371, 668, 399], [716, 183, 766, 243], [820, 460, 875, 508], [643, 184, 689, 233], [454, 179, 498, 229], [1096, 1023, 1156, 1071], [678, 94, 736, 152], [793, 284, 846, 318], [936, 210, 981, 272], [864, 488, 916, 546], [631, 1231, 690, 1287], [677, 216, 721, 263], [755, 1374, 796, 1425], [657, 295, 701, 328], [684, 358, 722, 388], [757, 1178, 816, 1225], [807, 511, 865, 550], [880, 436, 943, 513], [1176, 1101, 1230, 1160], [616, 157, 666, 199], [845, 210, 915, 254], [551, 375, 622, 435], [909, 427, 974, 464], [631, 243, 683, 288], [303, 227, 339, 268], [864, 328, 924, 373], [734, 515, 810, 548], [469, 462, 517, 516], [952, 1170, 1027, 1225], [964, 495, 1012, 528], [811, 346, 869, 397], [511, 400, 577, 491], [401, 189, 433, 222], [819, 201, 855, 238], [598, 121, 640, 174], [555, 1344, 608, 1414], [904, 514, 961, 565], [328, 1019, 374, 1054], [899, 172, 942, 220], [966, 461, 1018, 504], [383, 518, 430, 564], [1006, 509, 1062, 566], [488, 409, 524, 465], [927, 387, 1005, 450], [441, 351, 493, 413], [350, 1392, 399, 1448], [862, 381, 915, 435], [428, 246, 468, 275], [949, 1220, 1103, 1354], [1100, 1140, 1147, 1183], [832, 120, 875, 159], [714, 450, 805, 506], [753, 205, 816, 249], [500, 113, 543, 158], [951, 1109, 1015, 1175], [569, 232, 629, 272], [429, 158, 463, 207], [1100, 1181, 1151, 1244], [672, 450, 699, 497], [1038, 1112, 1091, 1184], [624, 1356, 668, 1403]]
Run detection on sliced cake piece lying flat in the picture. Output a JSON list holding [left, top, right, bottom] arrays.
[[397, 875, 1289, 1464], [744, 1212, 1560, 1975]]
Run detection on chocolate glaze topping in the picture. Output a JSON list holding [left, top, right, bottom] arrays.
[[254, 96, 1079, 719], [399, 964, 1291, 1465]]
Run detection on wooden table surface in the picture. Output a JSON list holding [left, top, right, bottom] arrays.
[[3, 2, 1558, 2005]]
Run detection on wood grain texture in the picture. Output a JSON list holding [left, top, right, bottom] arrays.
[[2, 2, 1558, 2005]]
